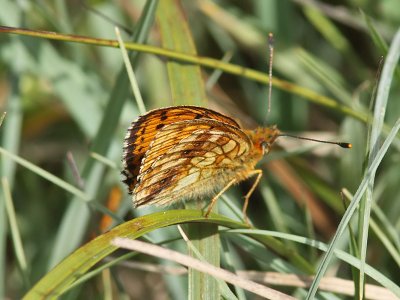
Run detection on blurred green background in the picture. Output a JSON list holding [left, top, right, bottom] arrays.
[[0, 0, 399, 299]]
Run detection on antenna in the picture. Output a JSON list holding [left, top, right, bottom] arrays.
[[264, 33, 351, 150], [267, 33, 274, 116], [278, 133, 352, 149]]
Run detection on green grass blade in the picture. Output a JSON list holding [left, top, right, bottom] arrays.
[[306, 117, 400, 299], [2, 178, 30, 288], [0, 26, 383, 125], [177, 226, 237, 299], [157, 1, 218, 299], [23, 210, 244, 299], [157, 1, 207, 106], [358, 27, 400, 298], [0, 146, 90, 201], [48, 0, 159, 269], [0, 79, 23, 298], [114, 27, 146, 115], [112, 237, 294, 299], [228, 229, 400, 297]]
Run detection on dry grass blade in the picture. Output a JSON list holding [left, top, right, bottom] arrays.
[[237, 271, 398, 300], [112, 237, 296, 300]]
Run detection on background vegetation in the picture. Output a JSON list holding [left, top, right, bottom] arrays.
[[0, 0, 399, 299]]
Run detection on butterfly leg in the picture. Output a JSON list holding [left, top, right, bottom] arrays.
[[242, 169, 263, 224], [205, 178, 237, 217]]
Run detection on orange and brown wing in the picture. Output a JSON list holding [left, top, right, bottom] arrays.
[[122, 106, 240, 193], [132, 119, 252, 207]]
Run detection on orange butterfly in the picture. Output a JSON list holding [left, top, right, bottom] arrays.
[[122, 106, 350, 221]]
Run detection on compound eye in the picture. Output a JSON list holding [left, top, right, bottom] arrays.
[[261, 141, 270, 153]]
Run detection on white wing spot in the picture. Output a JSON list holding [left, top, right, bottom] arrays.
[[173, 172, 200, 191]]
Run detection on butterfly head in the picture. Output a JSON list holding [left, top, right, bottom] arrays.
[[247, 126, 280, 155]]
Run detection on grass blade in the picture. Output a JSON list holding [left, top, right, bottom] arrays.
[[358, 27, 400, 299], [48, 0, 159, 269], [306, 117, 400, 299], [157, 1, 217, 298]]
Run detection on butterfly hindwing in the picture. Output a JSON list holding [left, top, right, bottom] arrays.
[[133, 119, 252, 206]]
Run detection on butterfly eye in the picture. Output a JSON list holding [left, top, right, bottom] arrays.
[[261, 141, 270, 152]]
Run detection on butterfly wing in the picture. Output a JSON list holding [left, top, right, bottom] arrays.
[[133, 119, 252, 207], [122, 106, 240, 193]]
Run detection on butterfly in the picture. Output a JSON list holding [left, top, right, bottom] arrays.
[[122, 106, 350, 222]]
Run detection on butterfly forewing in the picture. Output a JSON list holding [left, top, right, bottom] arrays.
[[122, 106, 241, 193], [133, 119, 252, 207]]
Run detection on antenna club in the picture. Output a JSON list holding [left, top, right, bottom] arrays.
[[339, 143, 352, 149], [278, 133, 352, 149], [268, 32, 274, 47]]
